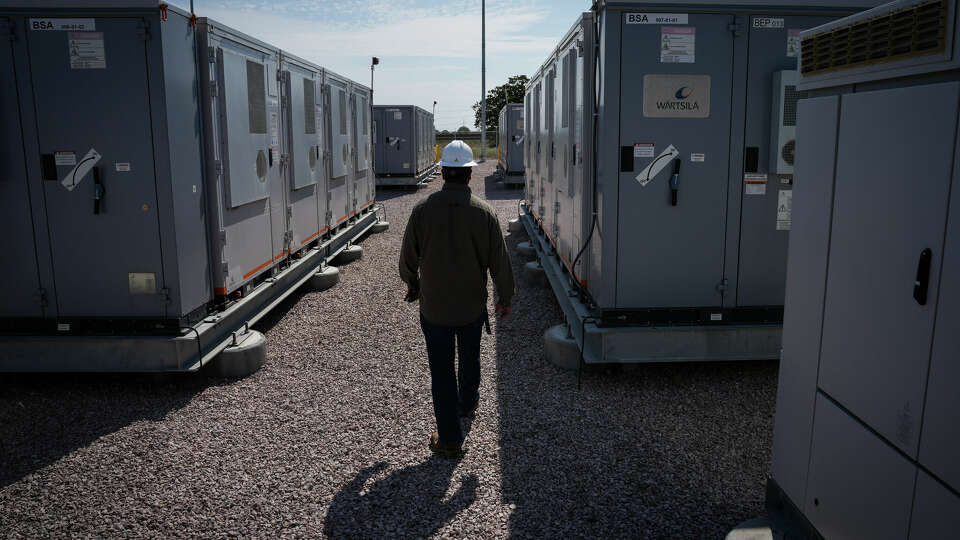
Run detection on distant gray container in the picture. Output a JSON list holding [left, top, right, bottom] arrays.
[[373, 105, 435, 185], [497, 103, 524, 178], [0, 1, 212, 328], [769, 0, 960, 536]]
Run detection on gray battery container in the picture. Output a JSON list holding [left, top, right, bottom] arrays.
[[525, 0, 882, 322], [497, 103, 524, 176], [373, 105, 436, 182], [1, 2, 212, 327]]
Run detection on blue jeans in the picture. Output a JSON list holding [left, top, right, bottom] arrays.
[[419, 313, 483, 445]]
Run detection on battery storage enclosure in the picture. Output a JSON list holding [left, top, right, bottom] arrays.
[[373, 105, 437, 186], [522, 0, 883, 363], [497, 103, 524, 184], [0, 1, 380, 371]]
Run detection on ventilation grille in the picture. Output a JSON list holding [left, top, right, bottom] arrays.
[[246, 60, 266, 134], [304, 79, 316, 135], [782, 85, 800, 126], [801, 0, 948, 76]]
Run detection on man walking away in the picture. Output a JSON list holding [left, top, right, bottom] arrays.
[[399, 140, 515, 458]]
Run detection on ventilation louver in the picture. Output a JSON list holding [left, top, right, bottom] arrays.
[[801, 0, 948, 76]]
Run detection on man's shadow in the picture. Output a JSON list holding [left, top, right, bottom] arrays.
[[323, 455, 477, 538]]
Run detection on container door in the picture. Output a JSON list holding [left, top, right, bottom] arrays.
[[384, 107, 408, 175], [919, 168, 960, 493], [351, 89, 370, 209], [1, 19, 44, 318], [736, 15, 837, 307], [818, 83, 956, 457], [616, 13, 734, 308], [327, 79, 350, 223], [28, 17, 165, 318], [282, 65, 322, 249]]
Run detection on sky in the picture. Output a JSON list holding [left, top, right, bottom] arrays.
[[167, 0, 591, 131]]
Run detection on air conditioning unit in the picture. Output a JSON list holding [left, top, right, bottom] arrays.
[[770, 70, 801, 175]]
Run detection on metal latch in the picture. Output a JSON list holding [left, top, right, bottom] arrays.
[[137, 19, 151, 40], [218, 230, 227, 244], [209, 80, 218, 97], [207, 46, 216, 63], [716, 278, 729, 295]]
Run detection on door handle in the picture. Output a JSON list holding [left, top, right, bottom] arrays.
[[92, 167, 105, 215], [913, 248, 932, 305]]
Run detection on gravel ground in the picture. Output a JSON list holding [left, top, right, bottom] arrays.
[[0, 161, 778, 538]]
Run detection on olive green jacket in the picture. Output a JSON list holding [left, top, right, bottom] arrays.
[[399, 183, 515, 326]]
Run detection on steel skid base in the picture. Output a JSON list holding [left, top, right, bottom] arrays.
[[375, 164, 438, 187], [501, 172, 525, 187], [520, 208, 782, 364], [0, 210, 380, 373]]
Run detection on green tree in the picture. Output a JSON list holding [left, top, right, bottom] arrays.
[[472, 75, 528, 134], [456, 126, 471, 133]]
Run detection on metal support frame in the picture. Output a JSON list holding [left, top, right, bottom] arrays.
[[520, 205, 782, 363], [375, 163, 438, 187], [0, 210, 379, 372]]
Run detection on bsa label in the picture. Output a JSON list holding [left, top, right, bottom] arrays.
[[30, 18, 95, 31], [626, 13, 688, 25]]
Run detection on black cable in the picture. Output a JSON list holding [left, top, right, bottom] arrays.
[[181, 326, 204, 375]]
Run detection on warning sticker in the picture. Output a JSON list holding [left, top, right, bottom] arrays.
[[55, 151, 76, 166], [626, 13, 688, 25], [634, 143, 655, 158], [661, 26, 695, 63], [787, 29, 802, 57], [115, 162, 131, 172], [690, 153, 705, 162], [68, 32, 105, 69], [394, 111, 403, 120], [745, 173, 767, 195], [777, 189, 793, 230]]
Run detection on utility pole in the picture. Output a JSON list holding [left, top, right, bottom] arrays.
[[480, 0, 486, 162]]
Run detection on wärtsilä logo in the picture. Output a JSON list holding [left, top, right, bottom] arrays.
[[658, 86, 700, 111]]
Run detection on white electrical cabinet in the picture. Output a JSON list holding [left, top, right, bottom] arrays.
[[768, 0, 960, 538]]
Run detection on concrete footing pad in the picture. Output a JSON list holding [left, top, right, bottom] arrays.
[[516, 241, 536, 259], [370, 221, 389, 234], [332, 244, 363, 265], [507, 218, 524, 233], [523, 260, 547, 286], [544, 324, 580, 371], [208, 330, 267, 378], [725, 517, 776, 540], [309, 265, 340, 291]]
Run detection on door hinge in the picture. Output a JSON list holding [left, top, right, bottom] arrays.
[[716, 278, 729, 295], [214, 160, 223, 176], [209, 80, 218, 97], [220, 261, 229, 275], [1, 19, 14, 41], [554, 201, 560, 212], [325, 210, 332, 222], [35, 288, 47, 307], [728, 16, 744, 37], [286, 206, 293, 219], [218, 229, 227, 244], [577, 39, 584, 57], [160, 287, 171, 303], [137, 20, 151, 40], [207, 46, 216, 63]]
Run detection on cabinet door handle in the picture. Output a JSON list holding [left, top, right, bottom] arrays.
[[913, 248, 932, 305]]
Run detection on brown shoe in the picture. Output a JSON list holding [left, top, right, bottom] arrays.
[[429, 431, 464, 458], [459, 402, 478, 418]]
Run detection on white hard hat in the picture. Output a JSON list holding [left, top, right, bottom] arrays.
[[437, 140, 477, 167]]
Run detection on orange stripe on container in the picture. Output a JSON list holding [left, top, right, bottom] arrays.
[[243, 258, 273, 280], [215, 287, 227, 295], [319, 227, 330, 233], [301, 231, 320, 245], [336, 215, 349, 224], [274, 251, 288, 261]]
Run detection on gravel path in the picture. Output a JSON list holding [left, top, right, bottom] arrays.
[[0, 161, 778, 538]]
